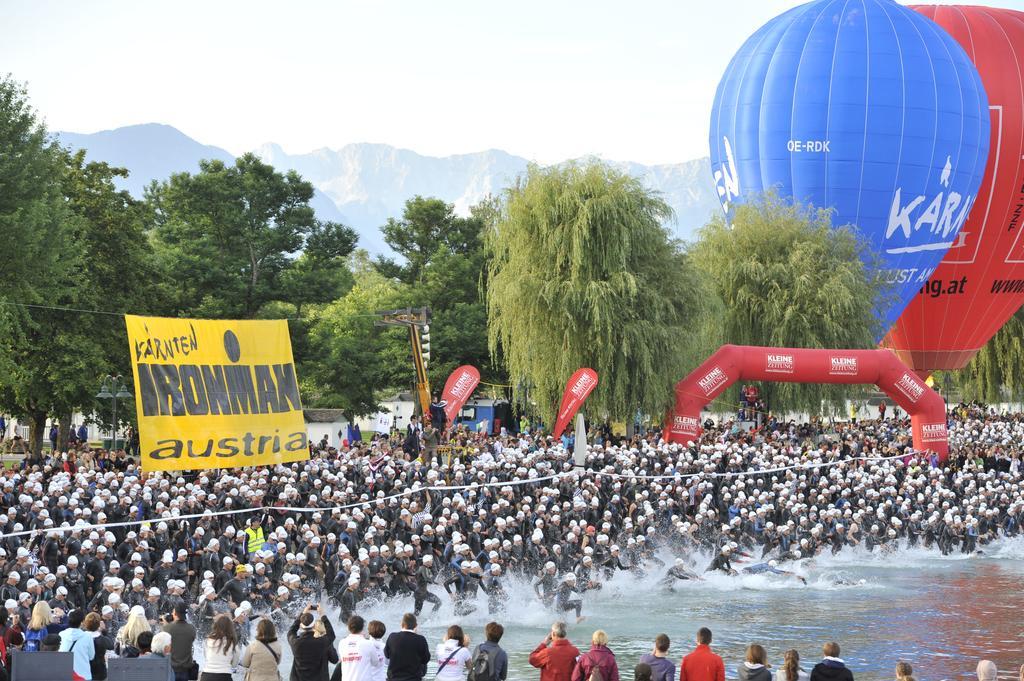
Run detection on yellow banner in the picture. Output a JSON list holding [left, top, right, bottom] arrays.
[[125, 315, 309, 471]]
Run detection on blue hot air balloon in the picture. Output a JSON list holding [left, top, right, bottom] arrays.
[[709, 0, 990, 329]]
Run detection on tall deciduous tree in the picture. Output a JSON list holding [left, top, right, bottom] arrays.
[[0, 92, 165, 454], [149, 153, 357, 319], [373, 196, 505, 389], [690, 193, 887, 414], [0, 78, 92, 454], [0, 76, 69, 377], [375, 196, 482, 285], [302, 253, 412, 415], [485, 161, 709, 424]]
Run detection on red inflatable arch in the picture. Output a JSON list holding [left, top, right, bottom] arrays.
[[667, 345, 949, 461]]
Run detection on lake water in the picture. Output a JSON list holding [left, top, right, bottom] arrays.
[[205, 538, 1024, 681]]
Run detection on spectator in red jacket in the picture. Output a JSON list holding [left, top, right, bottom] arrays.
[[679, 628, 725, 681], [529, 621, 579, 681], [571, 630, 619, 681]]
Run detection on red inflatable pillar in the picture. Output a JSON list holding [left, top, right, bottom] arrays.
[[668, 345, 949, 461]]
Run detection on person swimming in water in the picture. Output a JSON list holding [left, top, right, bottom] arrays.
[[741, 560, 807, 584], [661, 558, 702, 588], [705, 546, 738, 575]]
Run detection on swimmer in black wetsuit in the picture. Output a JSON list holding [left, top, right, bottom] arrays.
[[661, 558, 701, 588], [554, 573, 584, 623], [705, 546, 737, 575]]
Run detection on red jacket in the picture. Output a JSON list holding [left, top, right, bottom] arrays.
[[680, 645, 725, 681], [529, 638, 580, 681], [571, 645, 619, 681]]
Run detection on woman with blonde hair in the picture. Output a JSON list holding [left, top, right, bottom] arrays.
[[571, 630, 619, 681], [738, 644, 771, 681], [24, 601, 61, 652], [775, 650, 808, 681], [115, 605, 150, 657]]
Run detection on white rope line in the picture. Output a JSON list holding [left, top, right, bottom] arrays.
[[589, 452, 915, 480], [2, 454, 920, 540]]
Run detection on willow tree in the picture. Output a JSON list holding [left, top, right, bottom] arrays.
[[689, 193, 887, 415], [484, 161, 711, 425], [954, 308, 1024, 403]]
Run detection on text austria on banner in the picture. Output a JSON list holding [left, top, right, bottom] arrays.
[[125, 315, 309, 471], [552, 368, 599, 439]]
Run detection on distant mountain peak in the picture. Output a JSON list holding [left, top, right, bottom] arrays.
[[56, 124, 721, 252]]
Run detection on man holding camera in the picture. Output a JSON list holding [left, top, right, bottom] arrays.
[[288, 603, 336, 681]]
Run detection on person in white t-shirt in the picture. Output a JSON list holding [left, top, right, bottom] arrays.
[[338, 615, 384, 681], [435, 625, 472, 681], [367, 620, 389, 681]]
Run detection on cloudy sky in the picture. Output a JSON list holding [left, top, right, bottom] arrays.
[[3, 0, 1019, 164]]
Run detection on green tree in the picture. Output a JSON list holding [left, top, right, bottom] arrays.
[[372, 196, 505, 389], [0, 78, 92, 454], [375, 196, 482, 285], [302, 252, 411, 415], [690, 193, 887, 414], [0, 76, 69, 377], [149, 153, 357, 318], [485, 161, 710, 424], [0, 131, 164, 454]]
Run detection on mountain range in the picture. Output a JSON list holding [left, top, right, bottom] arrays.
[[56, 123, 722, 253]]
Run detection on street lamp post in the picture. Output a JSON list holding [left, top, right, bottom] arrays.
[[96, 375, 132, 450]]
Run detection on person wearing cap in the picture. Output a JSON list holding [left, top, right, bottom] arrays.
[[741, 560, 807, 584], [412, 555, 441, 617], [219, 565, 250, 611], [338, 576, 361, 625], [0, 575, 19, 606], [705, 546, 736, 576], [660, 559, 700, 589], [443, 562, 480, 617], [554, 574, 584, 623], [480, 564, 508, 615], [288, 603, 335, 681], [533, 562, 558, 607]]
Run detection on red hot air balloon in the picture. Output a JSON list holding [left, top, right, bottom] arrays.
[[885, 5, 1024, 372]]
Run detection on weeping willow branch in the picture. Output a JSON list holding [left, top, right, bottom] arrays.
[[484, 161, 715, 424]]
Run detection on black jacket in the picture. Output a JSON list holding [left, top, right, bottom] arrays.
[[810, 661, 854, 681], [384, 630, 431, 681], [288, 616, 336, 681]]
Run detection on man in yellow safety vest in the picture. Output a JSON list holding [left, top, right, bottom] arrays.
[[244, 515, 265, 555]]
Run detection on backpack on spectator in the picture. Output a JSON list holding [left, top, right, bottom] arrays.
[[585, 654, 605, 681], [23, 628, 46, 653], [466, 646, 497, 681]]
